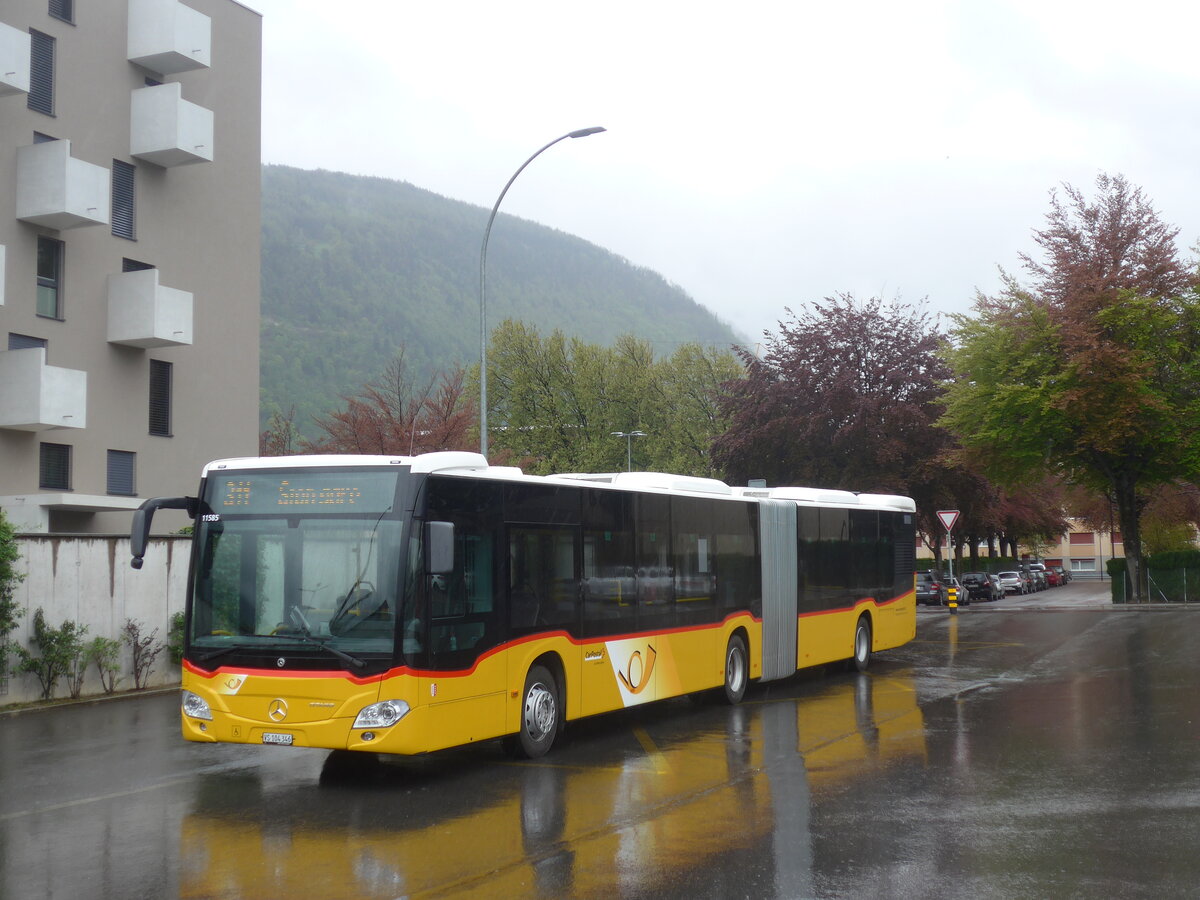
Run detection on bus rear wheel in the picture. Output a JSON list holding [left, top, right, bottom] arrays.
[[503, 664, 560, 759], [722, 634, 748, 705], [851, 615, 872, 673]]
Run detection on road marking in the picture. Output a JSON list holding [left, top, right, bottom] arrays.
[[0, 777, 190, 822], [632, 726, 670, 774]]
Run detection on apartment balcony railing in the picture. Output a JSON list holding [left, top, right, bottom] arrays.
[[107, 268, 194, 348], [0, 348, 87, 432], [0, 21, 31, 97], [15, 140, 110, 230], [130, 83, 213, 167], [127, 0, 211, 75]]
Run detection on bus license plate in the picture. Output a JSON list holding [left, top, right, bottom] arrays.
[[262, 732, 293, 746]]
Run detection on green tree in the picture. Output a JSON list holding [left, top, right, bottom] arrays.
[[485, 320, 742, 476], [942, 175, 1200, 601]]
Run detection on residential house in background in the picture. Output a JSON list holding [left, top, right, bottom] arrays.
[[0, 0, 261, 533]]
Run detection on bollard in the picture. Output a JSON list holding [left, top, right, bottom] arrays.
[[947, 587, 958, 615]]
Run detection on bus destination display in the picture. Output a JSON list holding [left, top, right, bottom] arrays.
[[213, 471, 398, 515]]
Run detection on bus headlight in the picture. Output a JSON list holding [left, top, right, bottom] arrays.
[[181, 690, 213, 721], [353, 699, 410, 729]]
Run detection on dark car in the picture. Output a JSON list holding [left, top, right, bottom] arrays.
[[916, 572, 947, 606], [961, 572, 1002, 602]]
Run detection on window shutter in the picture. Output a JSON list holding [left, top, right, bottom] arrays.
[[39, 443, 71, 490], [149, 360, 172, 436], [48, 0, 74, 23], [112, 161, 136, 240], [8, 334, 47, 350], [107, 450, 136, 495], [28, 31, 54, 115]]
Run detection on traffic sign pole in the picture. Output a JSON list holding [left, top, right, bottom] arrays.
[[937, 510, 961, 612]]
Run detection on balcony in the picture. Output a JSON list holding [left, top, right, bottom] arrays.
[[0, 21, 31, 97], [108, 268, 193, 348], [15, 140, 110, 230], [0, 348, 87, 431], [130, 83, 213, 167], [127, 0, 211, 75]]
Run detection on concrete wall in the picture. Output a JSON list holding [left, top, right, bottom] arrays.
[[2, 534, 190, 705]]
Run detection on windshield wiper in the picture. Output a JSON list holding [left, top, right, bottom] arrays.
[[192, 611, 367, 670], [288, 607, 367, 669]]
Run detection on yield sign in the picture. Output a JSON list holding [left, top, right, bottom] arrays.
[[937, 509, 960, 532]]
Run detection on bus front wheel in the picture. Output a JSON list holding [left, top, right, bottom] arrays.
[[851, 616, 872, 673], [722, 634, 748, 705], [504, 664, 560, 759]]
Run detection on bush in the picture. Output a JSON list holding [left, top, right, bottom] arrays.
[[15, 609, 87, 701], [122, 618, 165, 690], [167, 611, 185, 665], [0, 509, 25, 682], [89, 636, 123, 694]]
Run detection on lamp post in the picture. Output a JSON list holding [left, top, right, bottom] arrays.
[[611, 431, 646, 471], [478, 126, 607, 457]]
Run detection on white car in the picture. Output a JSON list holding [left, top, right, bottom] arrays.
[[997, 571, 1025, 595]]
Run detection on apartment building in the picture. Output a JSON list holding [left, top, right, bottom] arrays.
[[0, 0, 261, 533]]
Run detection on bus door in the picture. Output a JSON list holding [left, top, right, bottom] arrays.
[[506, 523, 581, 640], [414, 518, 508, 750]]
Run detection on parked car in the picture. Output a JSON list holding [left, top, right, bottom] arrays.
[[1044, 569, 1061, 587], [998, 571, 1026, 595], [916, 572, 947, 606], [1024, 565, 1047, 591], [961, 572, 1002, 603], [1052, 565, 1071, 584]]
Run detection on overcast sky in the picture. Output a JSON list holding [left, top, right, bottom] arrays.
[[248, 0, 1200, 345]]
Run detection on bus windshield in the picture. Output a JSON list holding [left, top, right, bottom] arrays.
[[188, 469, 405, 663]]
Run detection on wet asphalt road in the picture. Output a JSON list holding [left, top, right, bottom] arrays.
[[3, 583, 1199, 899]]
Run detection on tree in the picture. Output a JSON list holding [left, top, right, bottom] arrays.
[[15, 609, 87, 701], [942, 175, 1200, 601], [259, 405, 301, 456], [484, 320, 743, 476], [309, 350, 475, 456], [712, 294, 952, 505]]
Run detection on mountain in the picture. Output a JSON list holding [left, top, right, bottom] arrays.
[[260, 165, 744, 437]]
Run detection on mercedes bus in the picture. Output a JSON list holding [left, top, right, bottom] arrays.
[[130, 451, 916, 759]]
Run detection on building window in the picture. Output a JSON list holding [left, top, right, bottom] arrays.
[[112, 161, 136, 240], [8, 333, 47, 350], [122, 258, 155, 272], [1070, 558, 1096, 572], [149, 359, 172, 436], [1069, 531, 1095, 545], [32, 131, 57, 143], [28, 30, 54, 116], [48, 0, 74, 23], [36, 236, 64, 319], [107, 450, 136, 496], [39, 443, 71, 490]]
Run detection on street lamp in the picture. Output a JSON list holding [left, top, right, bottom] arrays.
[[478, 126, 607, 457], [611, 431, 646, 471]]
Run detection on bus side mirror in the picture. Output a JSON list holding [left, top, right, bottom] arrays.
[[131, 496, 197, 569], [426, 521, 454, 575]]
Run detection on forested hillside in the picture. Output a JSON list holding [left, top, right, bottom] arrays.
[[260, 165, 744, 436]]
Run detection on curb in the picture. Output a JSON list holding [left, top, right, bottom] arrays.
[[0, 683, 179, 719]]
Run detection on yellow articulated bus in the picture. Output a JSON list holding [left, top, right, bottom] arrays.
[[130, 451, 916, 759]]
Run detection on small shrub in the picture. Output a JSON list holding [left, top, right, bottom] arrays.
[[0, 509, 25, 685], [16, 609, 87, 701], [122, 618, 165, 690], [167, 611, 186, 665], [89, 636, 123, 694]]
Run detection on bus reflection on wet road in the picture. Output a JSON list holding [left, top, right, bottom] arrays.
[[174, 673, 924, 899], [6, 609, 1200, 897]]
